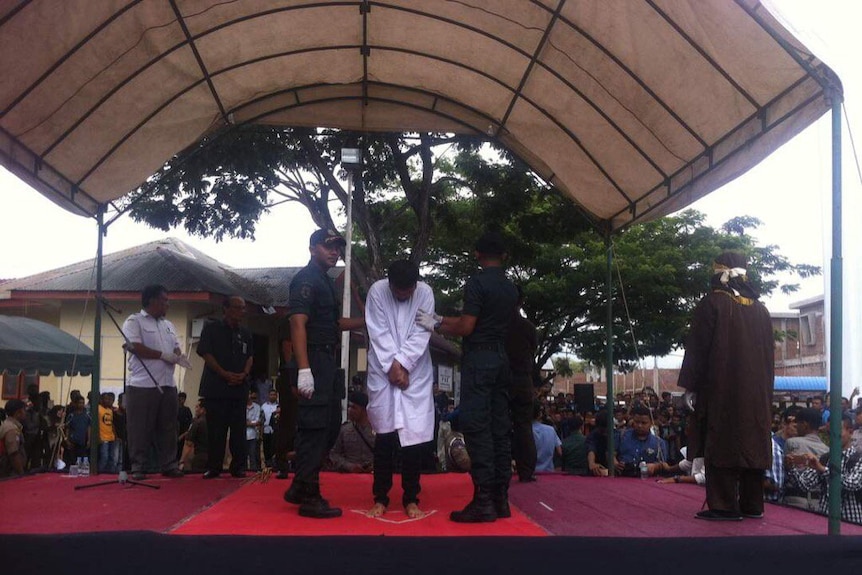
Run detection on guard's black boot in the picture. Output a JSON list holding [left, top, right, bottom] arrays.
[[450, 486, 497, 523], [283, 480, 309, 505], [493, 484, 511, 519], [298, 496, 343, 519]]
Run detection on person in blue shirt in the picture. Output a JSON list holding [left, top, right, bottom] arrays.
[[616, 405, 668, 477], [532, 403, 561, 472]]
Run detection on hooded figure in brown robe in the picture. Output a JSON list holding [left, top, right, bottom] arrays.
[[678, 251, 774, 521]]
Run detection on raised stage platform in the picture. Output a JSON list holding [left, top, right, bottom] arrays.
[[2, 472, 860, 574]]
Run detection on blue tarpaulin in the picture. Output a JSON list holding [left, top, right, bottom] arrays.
[[774, 376, 827, 392]]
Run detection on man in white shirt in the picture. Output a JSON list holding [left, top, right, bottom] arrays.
[[261, 388, 279, 467], [365, 260, 436, 519], [246, 391, 262, 471], [122, 284, 192, 481]]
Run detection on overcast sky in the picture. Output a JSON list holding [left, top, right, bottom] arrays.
[[1, 0, 859, 391]]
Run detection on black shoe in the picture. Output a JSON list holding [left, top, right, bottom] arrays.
[[202, 470, 221, 480], [131, 472, 146, 481], [450, 492, 497, 523], [741, 511, 764, 519], [518, 475, 537, 483], [298, 497, 342, 519], [284, 482, 306, 505], [493, 485, 511, 518], [695, 510, 743, 522], [162, 469, 184, 478], [275, 470, 289, 480], [230, 470, 247, 478]]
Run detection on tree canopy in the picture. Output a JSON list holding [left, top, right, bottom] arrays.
[[124, 127, 820, 369]]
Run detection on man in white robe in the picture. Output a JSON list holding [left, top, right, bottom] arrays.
[[365, 260, 435, 519]]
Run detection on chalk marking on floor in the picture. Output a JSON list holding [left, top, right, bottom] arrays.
[[539, 501, 554, 512]]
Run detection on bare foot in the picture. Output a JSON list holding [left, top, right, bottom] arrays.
[[405, 502, 426, 519], [366, 502, 387, 518]]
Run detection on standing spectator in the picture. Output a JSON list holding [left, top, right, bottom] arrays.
[[0, 399, 27, 477], [45, 405, 67, 470], [176, 392, 193, 461], [22, 388, 46, 470], [505, 285, 538, 483], [532, 402, 562, 472], [65, 396, 90, 466], [416, 231, 518, 523], [810, 396, 829, 428], [113, 393, 127, 472], [364, 260, 435, 519], [179, 401, 209, 473], [764, 433, 785, 504], [678, 251, 774, 521], [789, 415, 862, 524], [586, 410, 618, 476], [97, 392, 117, 473], [246, 391, 262, 471], [561, 414, 589, 475], [122, 284, 191, 481], [197, 296, 254, 479], [283, 229, 365, 519], [261, 388, 279, 467]]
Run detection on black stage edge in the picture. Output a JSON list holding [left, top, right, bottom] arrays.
[[4, 533, 862, 575]]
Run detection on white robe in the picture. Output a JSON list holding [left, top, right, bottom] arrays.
[[365, 279, 435, 447]]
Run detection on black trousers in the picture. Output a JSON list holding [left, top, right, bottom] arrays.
[[274, 369, 299, 469], [706, 464, 765, 515], [373, 432, 422, 507], [510, 372, 536, 481], [293, 349, 338, 490], [204, 397, 246, 474], [460, 348, 512, 489]]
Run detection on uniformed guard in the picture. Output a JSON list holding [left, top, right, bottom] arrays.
[[416, 231, 518, 522], [283, 229, 365, 519]]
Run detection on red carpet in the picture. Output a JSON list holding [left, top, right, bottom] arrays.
[[172, 472, 548, 536], [508, 473, 862, 537], [0, 473, 244, 534]]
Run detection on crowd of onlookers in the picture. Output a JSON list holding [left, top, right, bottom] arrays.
[[3, 382, 861, 524]]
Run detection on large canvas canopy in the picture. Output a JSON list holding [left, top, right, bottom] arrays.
[[0, 0, 841, 231], [0, 315, 94, 376]]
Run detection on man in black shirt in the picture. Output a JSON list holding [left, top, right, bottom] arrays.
[[417, 231, 518, 522], [197, 296, 254, 479], [283, 229, 365, 519]]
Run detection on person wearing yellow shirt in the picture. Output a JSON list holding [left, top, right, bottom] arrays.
[[98, 392, 117, 473]]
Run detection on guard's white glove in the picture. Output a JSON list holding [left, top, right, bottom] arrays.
[[684, 390, 697, 411], [175, 354, 193, 369], [160, 351, 179, 364], [297, 368, 315, 399], [415, 310, 442, 332]]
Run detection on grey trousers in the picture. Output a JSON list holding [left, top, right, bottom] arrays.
[[125, 386, 179, 473]]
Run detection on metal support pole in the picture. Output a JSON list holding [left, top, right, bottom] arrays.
[[605, 234, 615, 476], [827, 90, 843, 535], [90, 205, 105, 470], [339, 169, 354, 420]]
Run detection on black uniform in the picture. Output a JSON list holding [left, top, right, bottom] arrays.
[[274, 316, 299, 473], [459, 266, 518, 492], [288, 260, 343, 493], [197, 319, 254, 475]]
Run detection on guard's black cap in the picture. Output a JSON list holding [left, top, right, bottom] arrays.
[[309, 229, 346, 248]]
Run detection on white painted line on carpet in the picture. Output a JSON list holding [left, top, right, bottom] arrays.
[[539, 502, 554, 512]]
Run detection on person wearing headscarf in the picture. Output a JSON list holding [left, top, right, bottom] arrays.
[[678, 251, 774, 521]]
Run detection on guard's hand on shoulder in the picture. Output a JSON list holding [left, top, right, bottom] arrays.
[[415, 310, 441, 332], [297, 368, 315, 399]]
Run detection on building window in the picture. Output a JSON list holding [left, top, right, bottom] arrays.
[[800, 314, 816, 346], [2, 371, 20, 399]]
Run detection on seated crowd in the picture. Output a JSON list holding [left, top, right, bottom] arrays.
[[3, 383, 861, 525]]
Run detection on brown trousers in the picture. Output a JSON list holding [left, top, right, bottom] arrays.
[[706, 464, 765, 515]]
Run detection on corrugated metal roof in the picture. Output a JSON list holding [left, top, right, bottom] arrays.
[[0, 238, 337, 307], [774, 376, 827, 392]]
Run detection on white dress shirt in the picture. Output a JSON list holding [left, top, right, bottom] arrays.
[[122, 309, 181, 388]]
